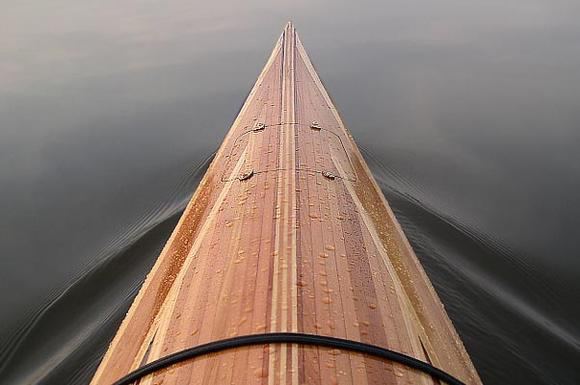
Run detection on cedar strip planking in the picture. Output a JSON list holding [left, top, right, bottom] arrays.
[[90, 22, 483, 385]]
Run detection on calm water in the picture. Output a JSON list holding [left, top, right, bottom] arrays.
[[1, 1, 579, 384]]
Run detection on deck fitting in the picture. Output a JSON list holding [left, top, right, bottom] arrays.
[[322, 171, 337, 180], [238, 170, 255, 181], [310, 121, 322, 130], [253, 122, 266, 132]]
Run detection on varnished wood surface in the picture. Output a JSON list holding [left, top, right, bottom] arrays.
[[90, 22, 482, 385]]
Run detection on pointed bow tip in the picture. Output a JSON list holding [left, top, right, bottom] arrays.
[[280, 21, 297, 40]]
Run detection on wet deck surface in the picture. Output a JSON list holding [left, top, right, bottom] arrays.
[[90, 23, 482, 385]]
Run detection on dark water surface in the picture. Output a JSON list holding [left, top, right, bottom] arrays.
[[1, 1, 579, 384]]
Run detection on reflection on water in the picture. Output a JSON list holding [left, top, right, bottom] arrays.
[[1, 1, 579, 384]]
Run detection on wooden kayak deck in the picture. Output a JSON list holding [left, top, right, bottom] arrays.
[[90, 22, 482, 385]]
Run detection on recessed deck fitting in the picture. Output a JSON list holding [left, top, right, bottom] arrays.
[[310, 121, 322, 130], [253, 122, 266, 132], [238, 170, 255, 181], [322, 171, 337, 180]]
